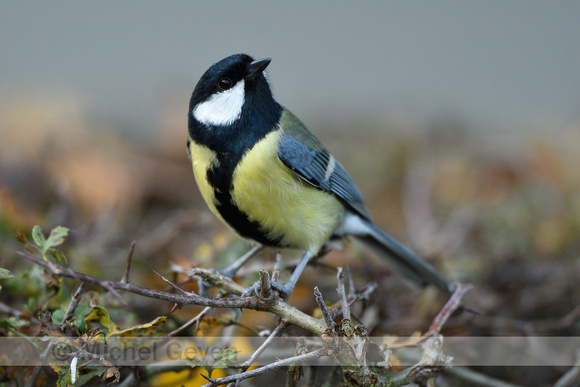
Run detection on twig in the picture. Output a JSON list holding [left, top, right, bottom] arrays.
[[238, 321, 288, 371], [152, 269, 189, 295], [201, 347, 332, 386], [258, 269, 274, 300], [554, 348, 580, 387], [390, 335, 451, 386], [336, 267, 350, 321], [167, 304, 214, 337], [121, 241, 136, 283], [272, 253, 282, 283], [0, 302, 40, 324], [286, 338, 307, 387], [445, 366, 521, 387], [18, 249, 328, 334], [397, 348, 519, 387], [314, 286, 335, 330], [428, 283, 472, 335], [474, 303, 580, 334], [346, 267, 355, 297], [16, 250, 263, 310], [221, 244, 265, 278], [328, 282, 377, 320], [25, 282, 86, 387], [134, 210, 194, 259], [189, 268, 248, 296], [63, 281, 86, 322]]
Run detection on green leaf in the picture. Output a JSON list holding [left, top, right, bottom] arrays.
[[45, 226, 69, 250], [117, 316, 168, 337], [0, 268, 13, 291], [85, 306, 119, 336], [52, 309, 66, 325], [29, 225, 69, 263], [31, 225, 46, 249], [213, 348, 240, 369], [0, 268, 14, 280], [76, 366, 108, 386], [185, 347, 240, 377]]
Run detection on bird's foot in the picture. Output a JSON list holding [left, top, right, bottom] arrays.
[[241, 280, 294, 302]]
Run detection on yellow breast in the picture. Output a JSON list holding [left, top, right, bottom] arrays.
[[231, 130, 344, 253]]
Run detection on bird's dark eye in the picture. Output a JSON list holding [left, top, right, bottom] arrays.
[[218, 77, 233, 91]]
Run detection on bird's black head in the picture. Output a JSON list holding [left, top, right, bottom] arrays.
[[188, 54, 282, 153]]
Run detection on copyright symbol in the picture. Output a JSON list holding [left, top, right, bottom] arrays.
[[52, 342, 72, 362]]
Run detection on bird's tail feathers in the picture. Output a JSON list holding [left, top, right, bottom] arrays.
[[354, 220, 453, 292]]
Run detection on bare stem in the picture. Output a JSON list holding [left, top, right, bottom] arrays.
[[201, 347, 332, 386], [428, 283, 472, 335], [314, 286, 335, 330], [122, 241, 136, 283], [336, 267, 350, 321]]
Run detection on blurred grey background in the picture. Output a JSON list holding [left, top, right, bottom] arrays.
[[1, 1, 579, 142]]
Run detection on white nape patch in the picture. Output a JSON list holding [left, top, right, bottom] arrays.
[[334, 212, 371, 237], [193, 79, 245, 126]]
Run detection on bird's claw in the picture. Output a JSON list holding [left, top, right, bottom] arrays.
[[197, 267, 230, 297], [241, 280, 293, 301]]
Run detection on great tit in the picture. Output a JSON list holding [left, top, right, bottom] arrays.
[[187, 53, 453, 297]]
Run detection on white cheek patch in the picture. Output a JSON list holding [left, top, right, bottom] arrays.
[[193, 79, 245, 126]]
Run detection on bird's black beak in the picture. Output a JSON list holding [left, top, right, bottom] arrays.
[[247, 58, 271, 79]]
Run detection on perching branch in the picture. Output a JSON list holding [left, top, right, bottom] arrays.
[[16, 248, 329, 335], [428, 283, 472, 335], [16, 250, 261, 309]]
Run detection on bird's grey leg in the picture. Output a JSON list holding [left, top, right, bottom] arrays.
[[242, 250, 314, 301], [221, 244, 265, 277]]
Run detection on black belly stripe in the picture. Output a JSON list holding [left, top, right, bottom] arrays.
[[207, 151, 284, 247]]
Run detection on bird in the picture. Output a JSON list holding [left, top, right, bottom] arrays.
[[187, 53, 453, 298]]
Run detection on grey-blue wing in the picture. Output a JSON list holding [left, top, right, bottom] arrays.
[[278, 135, 371, 221]]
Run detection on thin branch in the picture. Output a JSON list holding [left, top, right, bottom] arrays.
[[134, 210, 194, 259], [239, 321, 288, 371], [314, 286, 335, 330], [272, 253, 282, 283], [18, 249, 328, 334], [152, 269, 190, 295], [445, 366, 521, 387], [390, 336, 452, 386], [221, 244, 265, 278], [428, 283, 472, 335], [63, 281, 85, 322], [329, 282, 377, 320], [201, 347, 332, 386], [16, 250, 264, 310], [346, 266, 355, 297], [0, 302, 40, 324], [168, 306, 211, 337], [25, 282, 86, 387], [121, 241, 137, 283], [554, 349, 580, 387], [189, 267, 249, 296], [258, 269, 274, 300], [336, 267, 350, 321], [474, 302, 580, 334]]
